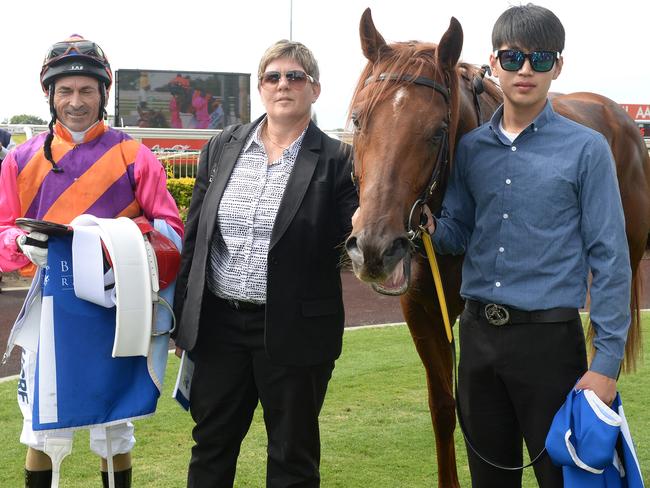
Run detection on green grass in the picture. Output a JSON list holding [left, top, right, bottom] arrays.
[[1, 318, 649, 487]]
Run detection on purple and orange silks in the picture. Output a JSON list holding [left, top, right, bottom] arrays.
[[0, 121, 183, 272]]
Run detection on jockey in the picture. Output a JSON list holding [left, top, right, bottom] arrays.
[[0, 34, 183, 488]]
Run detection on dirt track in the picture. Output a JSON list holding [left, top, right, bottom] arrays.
[[2, 254, 650, 379], [0, 270, 403, 378]]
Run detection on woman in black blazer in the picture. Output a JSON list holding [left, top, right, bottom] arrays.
[[173, 40, 358, 488]]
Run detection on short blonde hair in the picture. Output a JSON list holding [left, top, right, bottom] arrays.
[[257, 40, 320, 82]]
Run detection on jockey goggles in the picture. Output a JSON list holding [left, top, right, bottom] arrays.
[[495, 49, 559, 73], [44, 40, 109, 67], [260, 70, 315, 88]]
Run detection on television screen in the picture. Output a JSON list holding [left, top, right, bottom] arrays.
[[115, 69, 250, 129]]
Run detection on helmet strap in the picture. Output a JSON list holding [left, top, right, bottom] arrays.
[[45, 83, 64, 174], [48, 84, 57, 121], [99, 81, 107, 121]]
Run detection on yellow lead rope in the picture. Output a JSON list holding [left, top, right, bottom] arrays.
[[420, 228, 453, 343], [421, 227, 546, 470]]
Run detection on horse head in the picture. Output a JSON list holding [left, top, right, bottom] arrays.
[[345, 8, 463, 295]]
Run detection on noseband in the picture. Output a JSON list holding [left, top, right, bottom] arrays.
[[351, 72, 452, 242]]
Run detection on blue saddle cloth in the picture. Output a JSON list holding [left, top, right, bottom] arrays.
[[32, 235, 161, 431], [546, 388, 644, 487]]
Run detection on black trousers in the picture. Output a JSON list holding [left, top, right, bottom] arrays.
[[458, 307, 588, 488], [187, 292, 334, 488]]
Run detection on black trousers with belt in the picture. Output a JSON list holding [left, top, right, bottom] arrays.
[[187, 291, 334, 488], [458, 303, 588, 488]]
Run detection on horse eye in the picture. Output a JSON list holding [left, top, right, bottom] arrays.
[[430, 126, 447, 144], [351, 111, 362, 130]]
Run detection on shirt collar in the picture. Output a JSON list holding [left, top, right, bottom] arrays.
[[54, 120, 107, 144], [489, 99, 556, 142], [243, 118, 267, 152], [243, 116, 309, 159]]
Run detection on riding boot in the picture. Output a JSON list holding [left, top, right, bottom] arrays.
[[24, 469, 52, 488], [101, 468, 132, 488]]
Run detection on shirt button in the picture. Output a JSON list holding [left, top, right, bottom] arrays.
[[511, 146, 517, 151], [503, 213, 509, 219], [534, 127, 538, 132], [495, 281, 501, 287], [505, 178, 511, 185], [499, 247, 504, 253]]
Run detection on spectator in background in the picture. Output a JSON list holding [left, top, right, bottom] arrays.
[[0, 127, 15, 165], [191, 88, 210, 129], [208, 96, 224, 129], [170, 93, 183, 128], [171, 72, 190, 89]]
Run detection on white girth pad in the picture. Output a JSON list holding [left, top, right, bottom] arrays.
[[70, 215, 152, 357]]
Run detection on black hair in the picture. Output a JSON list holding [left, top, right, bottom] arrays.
[[492, 3, 565, 53]]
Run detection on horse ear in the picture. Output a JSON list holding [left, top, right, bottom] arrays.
[[360, 8, 388, 63], [436, 17, 463, 70]]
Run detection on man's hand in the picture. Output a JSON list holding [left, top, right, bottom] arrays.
[[422, 205, 436, 234], [16, 232, 49, 267], [575, 370, 617, 406]]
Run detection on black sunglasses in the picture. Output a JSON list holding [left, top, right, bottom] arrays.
[[260, 70, 315, 88], [495, 49, 559, 73]]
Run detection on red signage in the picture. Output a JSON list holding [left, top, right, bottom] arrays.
[[142, 137, 207, 151], [620, 104, 650, 121]]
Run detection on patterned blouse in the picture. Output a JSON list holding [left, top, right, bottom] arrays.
[[207, 119, 306, 303]]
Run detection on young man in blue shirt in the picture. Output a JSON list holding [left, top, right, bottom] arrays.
[[427, 4, 631, 487]]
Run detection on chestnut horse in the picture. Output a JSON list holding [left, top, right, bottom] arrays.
[[345, 8, 650, 488]]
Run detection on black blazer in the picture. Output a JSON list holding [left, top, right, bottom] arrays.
[[172, 117, 358, 365]]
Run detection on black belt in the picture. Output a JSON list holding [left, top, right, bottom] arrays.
[[221, 298, 265, 312], [465, 299, 578, 326]]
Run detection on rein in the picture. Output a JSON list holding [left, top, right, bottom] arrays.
[[420, 228, 547, 472]]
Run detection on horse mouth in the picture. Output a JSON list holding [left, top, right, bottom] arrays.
[[371, 254, 411, 296]]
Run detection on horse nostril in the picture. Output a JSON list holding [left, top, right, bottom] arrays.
[[345, 236, 364, 265], [345, 235, 358, 252], [384, 237, 409, 260]]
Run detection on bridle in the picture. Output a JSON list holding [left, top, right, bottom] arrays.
[[351, 71, 452, 243]]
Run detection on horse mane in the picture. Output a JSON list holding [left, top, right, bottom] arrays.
[[348, 41, 450, 130], [456, 62, 503, 111]]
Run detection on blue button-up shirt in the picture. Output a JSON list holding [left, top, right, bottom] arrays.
[[432, 101, 631, 377]]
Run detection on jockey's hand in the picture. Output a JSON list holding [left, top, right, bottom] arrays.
[[575, 370, 617, 406], [16, 232, 49, 267], [421, 205, 436, 235]]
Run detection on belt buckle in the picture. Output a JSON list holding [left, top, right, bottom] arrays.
[[484, 303, 510, 326]]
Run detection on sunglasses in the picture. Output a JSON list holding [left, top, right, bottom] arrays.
[[45, 41, 108, 65], [260, 70, 315, 88], [495, 49, 559, 73]]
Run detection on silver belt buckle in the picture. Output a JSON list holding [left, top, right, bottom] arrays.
[[484, 303, 510, 326]]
